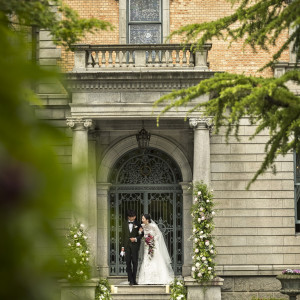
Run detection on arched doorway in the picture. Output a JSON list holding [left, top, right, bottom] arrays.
[[108, 147, 183, 276]]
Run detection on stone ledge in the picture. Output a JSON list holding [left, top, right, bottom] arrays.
[[184, 276, 224, 300], [58, 278, 99, 287], [184, 276, 224, 287]]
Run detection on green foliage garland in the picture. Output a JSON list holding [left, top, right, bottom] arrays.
[[64, 221, 91, 283], [169, 278, 187, 300], [190, 182, 216, 283], [95, 278, 112, 300]]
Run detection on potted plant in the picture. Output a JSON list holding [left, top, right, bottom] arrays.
[[276, 269, 300, 300]]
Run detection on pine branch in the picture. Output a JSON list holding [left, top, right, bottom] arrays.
[[154, 71, 300, 188], [169, 0, 300, 68]]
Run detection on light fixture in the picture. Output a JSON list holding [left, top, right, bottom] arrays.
[[136, 123, 151, 150]]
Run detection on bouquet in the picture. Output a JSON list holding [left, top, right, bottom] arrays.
[[145, 234, 155, 259]]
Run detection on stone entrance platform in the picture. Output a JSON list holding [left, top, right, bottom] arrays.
[[111, 284, 170, 300]]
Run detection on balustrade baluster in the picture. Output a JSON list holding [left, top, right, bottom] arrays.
[[128, 51, 134, 66], [94, 51, 99, 68], [175, 50, 180, 67], [189, 50, 194, 67], [115, 51, 120, 67], [166, 50, 171, 67], [121, 50, 126, 67], [101, 51, 106, 67], [87, 51, 93, 68], [182, 50, 187, 67], [155, 50, 160, 66], [161, 50, 166, 67], [108, 51, 113, 67], [148, 50, 154, 66]]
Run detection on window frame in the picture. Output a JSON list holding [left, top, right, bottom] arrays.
[[119, 0, 170, 44], [127, 0, 163, 44]]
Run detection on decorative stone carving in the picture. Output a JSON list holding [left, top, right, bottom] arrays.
[[66, 118, 94, 130], [189, 117, 213, 132]]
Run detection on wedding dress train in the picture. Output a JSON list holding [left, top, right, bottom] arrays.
[[137, 221, 174, 285]]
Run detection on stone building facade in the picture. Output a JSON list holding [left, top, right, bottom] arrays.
[[36, 0, 300, 299]]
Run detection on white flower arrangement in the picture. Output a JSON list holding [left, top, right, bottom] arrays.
[[64, 221, 91, 283], [95, 278, 112, 300], [190, 182, 216, 283], [170, 278, 187, 300]]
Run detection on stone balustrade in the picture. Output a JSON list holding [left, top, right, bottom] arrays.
[[72, 44, 212, 71]]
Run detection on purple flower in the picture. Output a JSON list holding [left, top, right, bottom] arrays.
[[282, 269, 300, 274]]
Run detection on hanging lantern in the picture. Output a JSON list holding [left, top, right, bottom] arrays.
[[136, 127, 151, 150]]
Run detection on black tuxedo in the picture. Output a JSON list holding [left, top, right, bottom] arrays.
[[122, 219, 143, 284]]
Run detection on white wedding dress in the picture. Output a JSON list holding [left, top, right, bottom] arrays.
[[137, 221, 174, 285]]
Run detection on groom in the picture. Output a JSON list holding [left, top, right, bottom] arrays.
[[122, 209, 143, 286]]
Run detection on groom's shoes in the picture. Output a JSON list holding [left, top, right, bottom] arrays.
[[129, 282, 134, 286], [133, 282, 138, 285]]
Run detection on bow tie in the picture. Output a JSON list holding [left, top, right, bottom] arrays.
[[128, 221, 133, 224]]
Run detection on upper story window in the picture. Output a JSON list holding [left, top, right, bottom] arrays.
[[295, 153, 300, 232], [128, 0, 162, 44]]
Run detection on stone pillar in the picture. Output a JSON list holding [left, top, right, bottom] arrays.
[[189, 117, 212, 186], [186, 119, 224, 300], [96, 183, 111, 277], [184, 276, 224, 300], [67, 118, 93, 225], [88, 140, 98, 277], [180, 182, 193, 277]]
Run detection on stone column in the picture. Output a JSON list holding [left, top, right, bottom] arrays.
[[67, 118, 93, 225], [96, 183, 111, 277], [180, 182, 193, 277], [189, 117, 212, 186]]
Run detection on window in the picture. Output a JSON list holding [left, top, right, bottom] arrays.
[[295, 153, 300, 232], [128, 0, 162, 44]]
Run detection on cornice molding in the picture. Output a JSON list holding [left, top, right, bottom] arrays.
[[66, 70, 215, 92]]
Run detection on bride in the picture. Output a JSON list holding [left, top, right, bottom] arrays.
[[137, 214, 174, 284]]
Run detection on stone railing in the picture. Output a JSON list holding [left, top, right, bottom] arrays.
[[72, 44, 212, 71]]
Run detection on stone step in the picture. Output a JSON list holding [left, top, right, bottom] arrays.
[[112, 295, 170, 300], [111, 284, 171, 300]]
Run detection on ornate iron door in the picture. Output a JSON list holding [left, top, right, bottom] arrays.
[[108, 148, 183, 275]]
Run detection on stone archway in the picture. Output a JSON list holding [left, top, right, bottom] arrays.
[[98, 135, 192, 182], [96, 135, 192, 277]]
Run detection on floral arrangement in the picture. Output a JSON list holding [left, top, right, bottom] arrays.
[[64, 221, 91, 282], [282, 269, 300, 275], [190, 181, 216, 283], [145, 234, 155, 259], [95, 278, 112, 300], [169, 278, 187, 300], [277, 268, 300, 279]]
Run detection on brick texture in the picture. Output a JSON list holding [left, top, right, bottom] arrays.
[[60, 0, 290, 76]]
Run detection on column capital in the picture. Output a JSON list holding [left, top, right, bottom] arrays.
[[66, 118, 94, 130], [189, 117, 213, 131]]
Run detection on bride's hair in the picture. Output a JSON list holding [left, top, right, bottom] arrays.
[[142, 214, 151, 223]]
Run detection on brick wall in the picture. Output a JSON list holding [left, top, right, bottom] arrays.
[[169, 0, 289, 77], [60, 0, 119, 71], [60, 0, 290, 76]]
